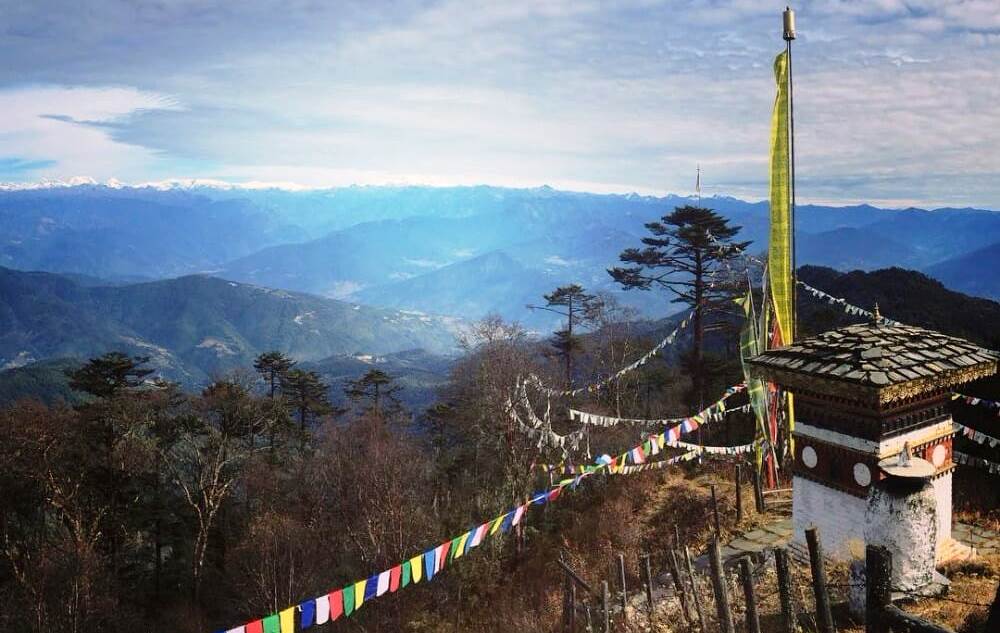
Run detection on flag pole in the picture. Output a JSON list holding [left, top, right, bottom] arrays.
[[783, 7, 797, 341]]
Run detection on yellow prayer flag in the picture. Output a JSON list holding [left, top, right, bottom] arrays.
[[353, 580, 366, 611], [453, 532, 470, 559], [409, 554, 423, 583], [279, 607, 295, 633], [489, 513, 507, 536], [768, 50, 793, 345]]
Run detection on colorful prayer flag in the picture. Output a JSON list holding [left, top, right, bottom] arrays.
[[376, 569, 391, 597], [409, 554, 423, 584], [279, 607, 294, 633], [363, 575, 378, 604], [401, 561, 412, 588], [342, 584, 355, 617], [353, 579, 366, 612], [423, 549, 437, 581], [489, 513, 507, 535], [317, 597, 332, 626], [328, 590, 343, 622], [454, 531, 471, 559], [389, 565, 402, 593], [299, 599, 315, 629], [262, 614, 280, 633], [246, 621, 263, 633]]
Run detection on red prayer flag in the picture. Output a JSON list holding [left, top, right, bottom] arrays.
[[329, 589, 344, 621], [389, 565, 401, 592], [548, 488, 561, 502], [246, 620, 263, 633], [437, 540, 451, 571]]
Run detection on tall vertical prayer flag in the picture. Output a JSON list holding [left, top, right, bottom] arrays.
[[769, 50, 792, 344], [767, 49, 797, 458]]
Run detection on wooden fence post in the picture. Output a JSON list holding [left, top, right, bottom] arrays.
[[987, 581, 1000, 632], [568, 579, 577, 632], [618, 552, 628, 622], [865, 545, 891, 633], [709, 538, 736, 633], [562, 573, 571, 632], [668, 549, 694, 626], [684, 546, 709, 633], [752, 468, 765, 513], [711, 484, 721, 536], [739, 556, 761, 633], [774, 547, 797, 633], [641, 553, 654, 614], [602, 580, 610, 633], [735, 464, 744, 523], [805, 527, 835, 633]]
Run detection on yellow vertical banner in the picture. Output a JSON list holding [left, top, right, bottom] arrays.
[[768, 50, 792, 345], [768, 50, 795, 456]]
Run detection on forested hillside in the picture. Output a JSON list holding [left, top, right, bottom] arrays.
[[0, 267, 459, 383]]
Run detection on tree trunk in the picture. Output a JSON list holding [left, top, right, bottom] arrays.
[[566, 296, 573, 389], [693, 250, 705, 410]]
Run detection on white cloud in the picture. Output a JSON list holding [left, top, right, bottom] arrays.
[[1, 1, 999, 207], [0, 86, 179, 179]]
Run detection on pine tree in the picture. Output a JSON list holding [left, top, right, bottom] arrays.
[[65, 352, 154, 399], [608, 205, 748, 408], [528, 284, 599, 389], [280, 369, 331, 431], [345, 369, 401, 416], [253, 351, 296, 398]]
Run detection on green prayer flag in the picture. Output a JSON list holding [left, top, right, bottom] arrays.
[[263, 614, 280, 633], [343, 584, 355, 617], [401, 560, 411, 588]]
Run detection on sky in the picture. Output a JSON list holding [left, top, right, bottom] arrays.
[[1, 0, 999, 208]]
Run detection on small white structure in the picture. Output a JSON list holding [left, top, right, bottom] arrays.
[[749, 313, 997, 565]]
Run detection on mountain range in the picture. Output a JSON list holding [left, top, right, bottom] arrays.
[[0, 267, 459, 385], [2, 184, 998, 329]]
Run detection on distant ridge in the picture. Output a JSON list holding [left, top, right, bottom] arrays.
[[0, 267, 459, 385], [924, 242, 1000, 301]]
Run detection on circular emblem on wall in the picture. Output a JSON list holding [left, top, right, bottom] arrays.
[[853, 463, 872, 487], [801, 445, 818, 468], [931, 444, 947, 468]]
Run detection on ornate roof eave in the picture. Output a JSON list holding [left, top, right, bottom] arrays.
[[748, 359, 997, 406]]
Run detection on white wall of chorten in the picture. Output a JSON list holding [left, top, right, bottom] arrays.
[[791, 416, 955, 560]]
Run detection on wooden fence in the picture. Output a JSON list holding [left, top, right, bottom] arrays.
[[558, 527, 1000, 633]]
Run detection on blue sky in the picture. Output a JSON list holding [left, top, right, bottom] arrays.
[[1, 0, 998, 208]]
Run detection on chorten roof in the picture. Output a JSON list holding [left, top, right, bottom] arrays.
[[747, 316, 997, 405]]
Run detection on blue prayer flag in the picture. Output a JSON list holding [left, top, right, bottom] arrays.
[[299, 599, 316, 628], [424, 549, 437, 581]]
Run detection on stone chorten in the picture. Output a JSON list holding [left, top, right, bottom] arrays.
[[748, 314, 997, 563]]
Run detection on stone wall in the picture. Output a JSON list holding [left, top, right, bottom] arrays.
[[792, 475, 868, 558]]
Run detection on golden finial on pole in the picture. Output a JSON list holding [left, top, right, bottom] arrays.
[[783, 7, 796, 41]]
